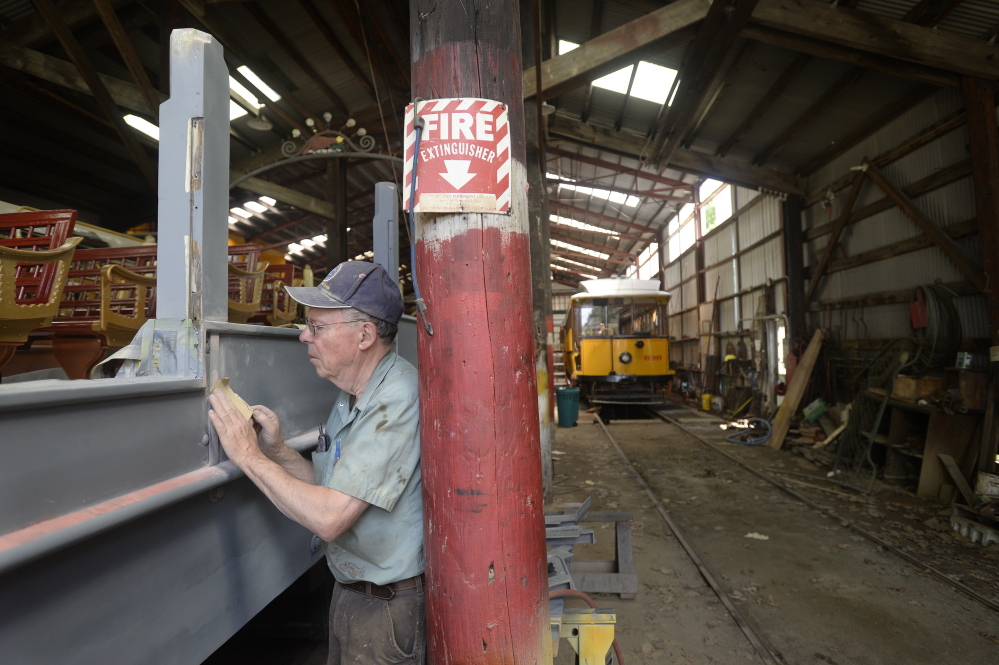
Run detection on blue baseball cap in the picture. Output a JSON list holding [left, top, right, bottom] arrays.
[[285, 261, 403, 324]]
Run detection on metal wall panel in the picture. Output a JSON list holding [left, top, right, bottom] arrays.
[[737, 195, 781, 249], [682, 309, 699, 339], [719, 297, 737, 332], [663, 262, 682, 290], [680, 250, 697, 280], [704, 224, 737, 267], [734, 186, 759, 210], [681, 279, 698, 312]]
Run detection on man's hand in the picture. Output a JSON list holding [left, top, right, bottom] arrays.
[[209, 389, 263, 466], [251, 404, 285, 458]]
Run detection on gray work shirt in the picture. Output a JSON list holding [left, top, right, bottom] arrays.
[[312, 349, 424, 585]]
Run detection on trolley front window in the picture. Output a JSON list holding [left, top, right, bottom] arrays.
[[576, 297, 667, 338]]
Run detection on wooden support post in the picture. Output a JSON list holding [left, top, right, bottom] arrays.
[[326, 158, 348, 269], [412, 0, 550, 662], [782, 194, 806, 339], [804, 168, 866, 304], [866, 162, 987, 292], [523, 0, 554, 504]]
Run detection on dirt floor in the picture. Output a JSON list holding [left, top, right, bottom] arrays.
[[551, 402, 999, 665]]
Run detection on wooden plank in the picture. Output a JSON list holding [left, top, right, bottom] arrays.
[[523, 0, 708, 99], [615, 520, 637, 599], [938, 454, 978, 507], [769, 328, 825, 450], [918, 414, 977, 498], [547, 146, 691, 190], [865, 163, 987, 291], [752, 0, 999, 80], [804, 169, 866, 303]]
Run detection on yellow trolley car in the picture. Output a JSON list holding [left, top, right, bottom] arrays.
[[561, 279, 673, 405]]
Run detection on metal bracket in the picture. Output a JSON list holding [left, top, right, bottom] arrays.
[[559, 607, 616, 665]]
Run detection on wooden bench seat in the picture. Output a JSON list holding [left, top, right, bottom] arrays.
[[227, 244, 270, 324], [0, 210, 81, 373], [248, 263, 300, 326]]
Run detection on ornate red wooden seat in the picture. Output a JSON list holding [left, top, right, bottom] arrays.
[[0, 210, 81, 372], [227, 244, 270, 324], [29, 245, 157, 379]]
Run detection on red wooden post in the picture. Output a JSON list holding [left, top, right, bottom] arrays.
[[410, 1, 550, 663]]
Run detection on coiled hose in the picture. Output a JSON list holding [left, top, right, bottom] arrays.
[[725, 418, 771, 446], [548, 589, 625, 664]]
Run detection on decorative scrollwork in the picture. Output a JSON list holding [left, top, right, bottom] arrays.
[[356, 134, 376, 152], [281, 140, 300, 157]]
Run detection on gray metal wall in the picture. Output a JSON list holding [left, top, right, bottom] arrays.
[[802, 88, 988, 343]]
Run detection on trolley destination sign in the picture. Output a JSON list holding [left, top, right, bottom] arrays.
[[403, 98, 511, 214]]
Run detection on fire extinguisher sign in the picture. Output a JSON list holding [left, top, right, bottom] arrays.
[[403, 98, 511, 214]]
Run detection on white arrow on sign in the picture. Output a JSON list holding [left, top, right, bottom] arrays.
[[441, 160, 475, 190]]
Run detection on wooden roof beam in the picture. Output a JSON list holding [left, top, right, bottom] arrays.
[[550, 200, 659, 236], [295, 0, 377, 100], [750, 0, 998, 81], [550, 247, 618, 273], [92, 0, 161, 120], [550, 230, 635, 262], [646, 0, 760, 167], [547, 145, 692, 190], [522, 0, 706, 100], [684, 41, 756, 149], [549, 115, 807, 195]]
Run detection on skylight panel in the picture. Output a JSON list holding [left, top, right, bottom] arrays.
[[555, 256, 600, 271], [593, 65, 634, 95], [551, 263, 598, 279], [123, 114, 158, 141], [550, 214, 619, 237], [229, 76, 261, 109], [312, 234, 328, 245], [552, 238, 611, 260], [259, 196, 277, 205], [625, 195, 642, 207], [230, 207, 252, 218], [237, 66, 281, 102], [558, 40, 579, 55], [630, 61, 678, 105], [230, 100, 248, 120], [288, 243, 304, 254], [228, 216, 240, 225], [243, 201, 267, 213], [300, 238, 315, 248], [608, 191, 627, 205]]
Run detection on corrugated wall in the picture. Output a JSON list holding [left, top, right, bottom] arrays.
[[662, 183, 788, 375], [802, 88, 987, 346]]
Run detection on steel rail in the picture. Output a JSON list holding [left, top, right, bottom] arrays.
[[594, 413, 785, 665], [651, 409, 999, 616]]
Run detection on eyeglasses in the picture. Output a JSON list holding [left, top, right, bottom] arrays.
[[306, 318, 365, 335]]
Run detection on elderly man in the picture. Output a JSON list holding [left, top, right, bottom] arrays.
[[209, 261, 424, 664]]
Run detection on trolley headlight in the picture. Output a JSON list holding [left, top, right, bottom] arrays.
[[619, 352, 632, 364]]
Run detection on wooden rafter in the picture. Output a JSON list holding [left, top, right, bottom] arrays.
[[91, 0, 160, 120], [244, 2, 347, 115], [550, 201, 658, 237], [523, 0, 706, 100], [295, 0, 376, 100], [30, 0, 156, 188], [803, 168, 866, 303], [904, 0, 966, 27], [797, 84, 937, 176], [550, 247, 616, 273], [865, 162, 987, 292], [579, 0, 604, 123], [751, 0, 998, 80], [549, 116, 806, 195], [646, 0, 760, 167], [684, 41, 756, 149], [741, 24, 958, 89], [550, 230, 635, 261], [547, 146, 691, 190], [715, 53, 811, 159]]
